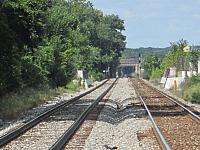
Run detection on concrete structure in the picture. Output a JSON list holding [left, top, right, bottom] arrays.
[[77, 70, 92, 89], [161, 77, 185, 90], [117, 58, 139, 77], [160, 67, 183, 90], [161, 65, 198, 90]]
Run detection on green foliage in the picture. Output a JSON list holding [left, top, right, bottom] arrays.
[[188, 48, 200, 72], [0, 0, 49, 95], [161, 39, 189, 71], [184, 83, 200, 104], [185, 75, 200, 87], [183, 75, 200, 104], [121, 47, 169, 59], [150, 68, 163, 80], [0, 87, 60, 119], [90, 71, 104, 81], [66, 80, 79, 92], [21, 56, 48, 87], [0, 0, 126, 97], [142, 55, 160, 79]]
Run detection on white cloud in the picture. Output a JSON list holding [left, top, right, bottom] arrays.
[[121, 10, 136, 19], [192, 14, 200, 20]]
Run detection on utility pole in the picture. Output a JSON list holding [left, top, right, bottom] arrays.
[[198, 57, 200, 74], [138, 53, 141, 78]]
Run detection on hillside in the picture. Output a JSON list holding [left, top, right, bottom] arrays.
[[121, 47, 169, 59]]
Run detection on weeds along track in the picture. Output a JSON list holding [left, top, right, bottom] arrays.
[[132, 78, 200, 150], [0, 79, 116, 150]]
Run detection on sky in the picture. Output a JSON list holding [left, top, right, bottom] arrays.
[[89, 0, 200, 48]]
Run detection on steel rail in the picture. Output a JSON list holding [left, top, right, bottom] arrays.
[[156, 89, 200, 121], [49, 78, 117, 150], [138, 95, 171, 150], [134, 78, 200, 149], [141, 79, 200, 121], [0, 79, 109, 148], [131, 79, 171, 150]]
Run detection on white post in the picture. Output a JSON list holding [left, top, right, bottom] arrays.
[[135, 64, 138, 74], [198, 59, 200, 74], [189, 62, 193, 77]]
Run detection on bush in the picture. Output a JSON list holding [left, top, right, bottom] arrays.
[[150, 68, 163, 80], [90, 71, 104, 81], [21, 57, 48, 88], [183, 83, 200, 103], [185, 75, 200, 87], [66, 80, 79, 92], [183, 75, 200, 104]]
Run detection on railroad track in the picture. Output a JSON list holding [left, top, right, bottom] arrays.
[[132, 78, 200, 150], [0, 79, 116, 149], [50, 79, 117, 150]]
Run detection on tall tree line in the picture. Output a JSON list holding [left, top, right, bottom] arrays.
[[0, 0, 126, 96]]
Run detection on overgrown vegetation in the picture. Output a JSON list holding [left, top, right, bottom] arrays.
[[142, 55, 161, 79], [0, 0, 126, 118], [183, 75, 200, 103], [90, 71, 104, 81], [161, 39, 188, 71], [65, 80, 79, 93], [141, 39, 200, 81], [139, 39, 200, 104], [0, 87, 65, 119], [150, 68, 163, 80]]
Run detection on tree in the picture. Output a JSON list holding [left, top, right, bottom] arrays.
[[188, 47, 200, 72], [0, 0, 126, 96], [142, 55, 160, 78], [0, 0, 50, 95], [161, 39, 189, 72]]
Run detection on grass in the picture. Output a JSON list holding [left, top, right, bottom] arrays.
[[65, 80, 80, 93], [149, 78, 161, 86], [167, 75, 200, 104], [182, 75, 200, 104], [183, 83, 200, 104], [0, 87, 67, 120], [0, 80, 81, 120], [149, 75, 200, 104]]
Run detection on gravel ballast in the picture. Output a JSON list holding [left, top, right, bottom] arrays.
[[0, 80, 110, 150], [144, 79, 200, 115], [1, 78, 162, 149], [0, 80, 106, 137], [83, 78, 160, 150]]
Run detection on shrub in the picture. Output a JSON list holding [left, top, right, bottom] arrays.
[[183, 83, 200, 103], [183, 75, 200, 104], [90, 71, 104, 81], [150, 68, 163, 80], [66, 80, 79, 92], [21, 57, 48, 88], [185, 75, 200, 87]]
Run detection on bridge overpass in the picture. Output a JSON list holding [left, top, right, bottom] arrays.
[[117, 57, 140, 77]]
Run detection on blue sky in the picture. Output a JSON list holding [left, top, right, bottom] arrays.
[[89, 0, 200, 48]]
